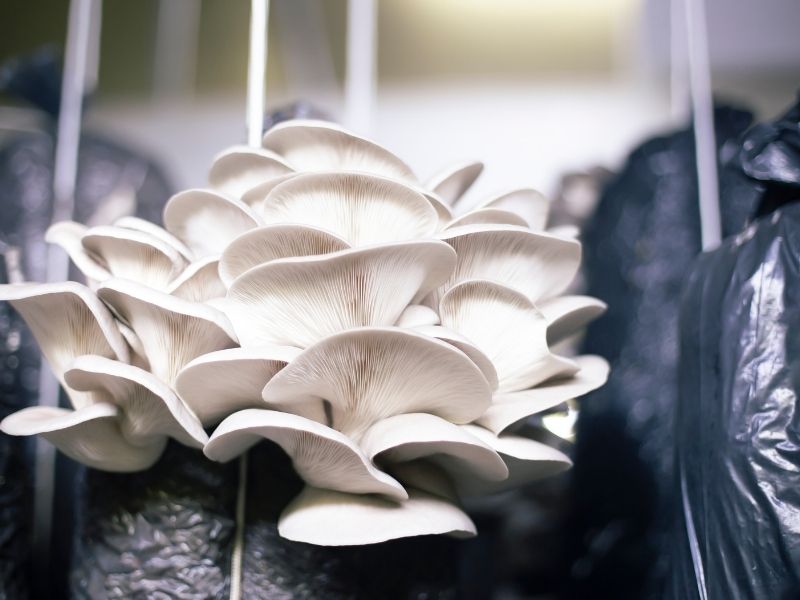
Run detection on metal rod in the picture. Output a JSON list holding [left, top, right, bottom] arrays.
[[345, 0, 377, 135], [246, 0, 269, 147], [34, 0, 100, 585], [685, 0, 721, 250]]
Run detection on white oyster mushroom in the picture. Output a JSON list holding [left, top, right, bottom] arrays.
[[97, 279, 237, 385], [208, 145, 294, 199], [476, 355, 609, 435], [259, 172, 438, 245], [223, 240, 456, 348], [262, 119, 417, 184], [426, 160, 484, 206], [0, 282, 128, 409], [163, 188, 261, 257], [46, 222, 189, 289], [439, 279, 579, 392], [427, 223, 581, 308], [0, 119, 609, 546], [1, 355, 207, 472], [175, 345, 301, 426], [278, 484, 476, 546], [261, 327, 492, 437], [453, 188, 551, 231]]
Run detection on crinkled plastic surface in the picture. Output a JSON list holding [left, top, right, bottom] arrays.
[[70, 443, 237, 600], [669, 204, 800, 600], [565, 106, 756, 599]]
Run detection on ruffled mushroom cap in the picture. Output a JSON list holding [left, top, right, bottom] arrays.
[[163, 189, 261, 257], [262, 120, 417, 184], [454, 188, 550, 231], [0, 355, 208, 472], [97, 279, 237, 385], [439, 279, 578, 392], [0, 282, 128, 408], [46, 222, 189, 289], [475, 355, 609, 435], [262, 327, 492, 439], [0, 403, 165, 472], [277, 484, 476, 546], [219, 224, 350, 287], [426, 161, 483, 206], [205, 408, 407, 499], [208, 146, 293, 199], [224, 241, 456, 348], [259, 172, 438, 245], [175, 345, 300, 426], [428, 224, 581, 308]]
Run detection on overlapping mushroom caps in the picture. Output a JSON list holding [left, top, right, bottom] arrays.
[[0, 119, 608, 545]]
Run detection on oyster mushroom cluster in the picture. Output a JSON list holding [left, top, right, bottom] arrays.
[[0, 120, 608, 545]]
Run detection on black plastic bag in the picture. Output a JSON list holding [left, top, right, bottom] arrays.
[[670, 202, 800, 600], [564, 106, 755, 599]]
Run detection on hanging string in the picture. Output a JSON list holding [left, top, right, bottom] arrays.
[[246, 0, 269, 148], [345, 0, 377, 135], [33, 0, 100, 590], [231, 3, 268, 599], [685, 0, 721, 251]]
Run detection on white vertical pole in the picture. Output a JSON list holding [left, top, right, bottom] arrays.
[[246, 0, 269, 147], [230, 4, 269, 599], [685, 0, 721, 250], [35, 0, 100, 573], [345, 0, 377, 135]]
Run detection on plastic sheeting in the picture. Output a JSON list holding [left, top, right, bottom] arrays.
[[564, 106, 756, 599], [670, 203, 800, 599], [667, 96, 800, 600]]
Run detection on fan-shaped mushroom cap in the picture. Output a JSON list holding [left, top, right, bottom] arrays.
[[225, 240, 456, 348], [277, 484, 476, 546], [361, 413, 508, 482], [411, 325, 499, 390], [446, 208, 527, 229], [418, 189, 453, 226], [0, 282, 128, 408], [429, 224, 581, 307], [439, 280, 577, 392], [163, 189, 261, 257], [240, 173, 297, 209], [260, 172, 438, 245], [205, 408, 406, 499], [462, 189, 550, 230], [476, 355, 609, 435], [395, 304, 440, 328], [458, 425, 572, 495], [175, 345, 300, 426], [262, 327, 492, 438], [167, 256, 226, 302], [81, 225, 188, 289], [262, 120, 417, 183], [538, 295, 607, 345], [114, 216, 193, 260], [0, 403, 164, 472], [219, 224, 350, 287], [97, 279, 237, 385], [45, 221, 110, 283], [64, 355, 207, 448], [426, 161, 483, 206], [208, 146, 294, 198]]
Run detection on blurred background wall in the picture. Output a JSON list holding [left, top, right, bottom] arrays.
[[1, 0, 798, 218]]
